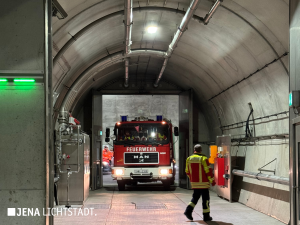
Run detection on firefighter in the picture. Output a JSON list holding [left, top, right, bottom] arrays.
[[103, 146, 113, 164], [157, 129, 167, 140], [121, 130, 134, 141], [157, 132, 167, 140], [184, 144, 216, 221]]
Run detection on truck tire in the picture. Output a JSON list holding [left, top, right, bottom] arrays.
[[117, 180, 125, 191], [162, 180, 170, 191]]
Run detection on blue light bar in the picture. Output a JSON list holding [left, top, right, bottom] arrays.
[[121, 115, 128, 122], [156, 115, 163, 121]]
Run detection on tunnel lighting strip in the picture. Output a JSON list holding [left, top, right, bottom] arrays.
[[14, 78, 35, 83], [220, 111, 289, 129], [208, 52, 289, 102], [0, 78, 37, 84]]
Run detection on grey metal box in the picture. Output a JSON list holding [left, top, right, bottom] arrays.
[[57, 134, 90, 205]]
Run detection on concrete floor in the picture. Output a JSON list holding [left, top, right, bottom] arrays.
[[54, 177, 285, 225], [103, 172, 117, 186]]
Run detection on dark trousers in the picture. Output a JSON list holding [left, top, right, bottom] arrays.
[[190, 188, 210, 213]]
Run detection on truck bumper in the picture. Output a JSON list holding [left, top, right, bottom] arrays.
[[111, 166, 173, 181]]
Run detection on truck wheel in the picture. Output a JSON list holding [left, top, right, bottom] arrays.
[[162, 180, 170, 191], [117, 180, 125, 191]]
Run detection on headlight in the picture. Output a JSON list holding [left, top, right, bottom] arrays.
[[159, 169, 168, 175], [159, 169, 172, 175], [115, 169, 124, 175], [103, 161, 108, 166]]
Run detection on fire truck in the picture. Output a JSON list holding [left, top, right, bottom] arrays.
[[105, 116, 178, 191]]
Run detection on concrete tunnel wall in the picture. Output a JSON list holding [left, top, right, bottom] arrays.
[[200, 59, 289, 223], [0, 0, 49, 224], [51, 0, 290, 223]]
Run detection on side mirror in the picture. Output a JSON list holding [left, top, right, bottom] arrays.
[[110, 134, 116, 141], [105, 137, 110, 142], [174, 127, 179, 136], [106, 128, 110, 138]]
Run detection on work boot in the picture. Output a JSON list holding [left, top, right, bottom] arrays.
[[184, 205, 194, 221], [203, 213, 213, 221]]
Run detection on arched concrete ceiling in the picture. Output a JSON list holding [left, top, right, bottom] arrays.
[[52, 0, 289, 136]]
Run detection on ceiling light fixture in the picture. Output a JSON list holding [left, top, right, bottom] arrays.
[[147, 26, 157, 34]]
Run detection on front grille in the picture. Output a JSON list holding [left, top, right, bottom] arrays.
[[124, 152, 159, 164], [131, 175, 153, 179]]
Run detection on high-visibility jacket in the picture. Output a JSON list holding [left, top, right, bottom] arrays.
[[158, 133, 167, 140], [122, 135, 134, 140], [185, 153, 214, 189], [103, 150, 113, 161]]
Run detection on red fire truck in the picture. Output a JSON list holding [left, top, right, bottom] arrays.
[[105, 116, 178, 191]]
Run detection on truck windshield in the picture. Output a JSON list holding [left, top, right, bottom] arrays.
[[114, 123, 169, 145]]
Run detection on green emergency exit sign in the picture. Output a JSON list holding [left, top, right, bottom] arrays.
[[290, 91, 300, 108]]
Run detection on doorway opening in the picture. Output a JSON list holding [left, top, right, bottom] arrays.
[[101, 95, 180, 188]]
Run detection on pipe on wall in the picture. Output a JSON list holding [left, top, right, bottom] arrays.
[[124, 58, 129, 87], [124, 0, 133, 55], [203, 0, 223, 25], [124, 0, 133, 87], [232, 169, 289, 186], [154, 0, 201, 87], [154, 58, 168, 87]]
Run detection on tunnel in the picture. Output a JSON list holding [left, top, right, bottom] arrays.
[[0, 0, 298, 224]]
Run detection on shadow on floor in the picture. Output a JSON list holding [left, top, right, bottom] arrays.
[[104, 183, 178, 192], [191, 221, 233, 225]]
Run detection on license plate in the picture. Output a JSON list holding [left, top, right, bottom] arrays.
[[134, 169, 148, 173]]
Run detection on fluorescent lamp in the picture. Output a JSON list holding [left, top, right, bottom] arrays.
[[14, 79, 35, 83]]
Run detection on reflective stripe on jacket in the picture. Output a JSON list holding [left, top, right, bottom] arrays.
[[185, 153, 214, 189]]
